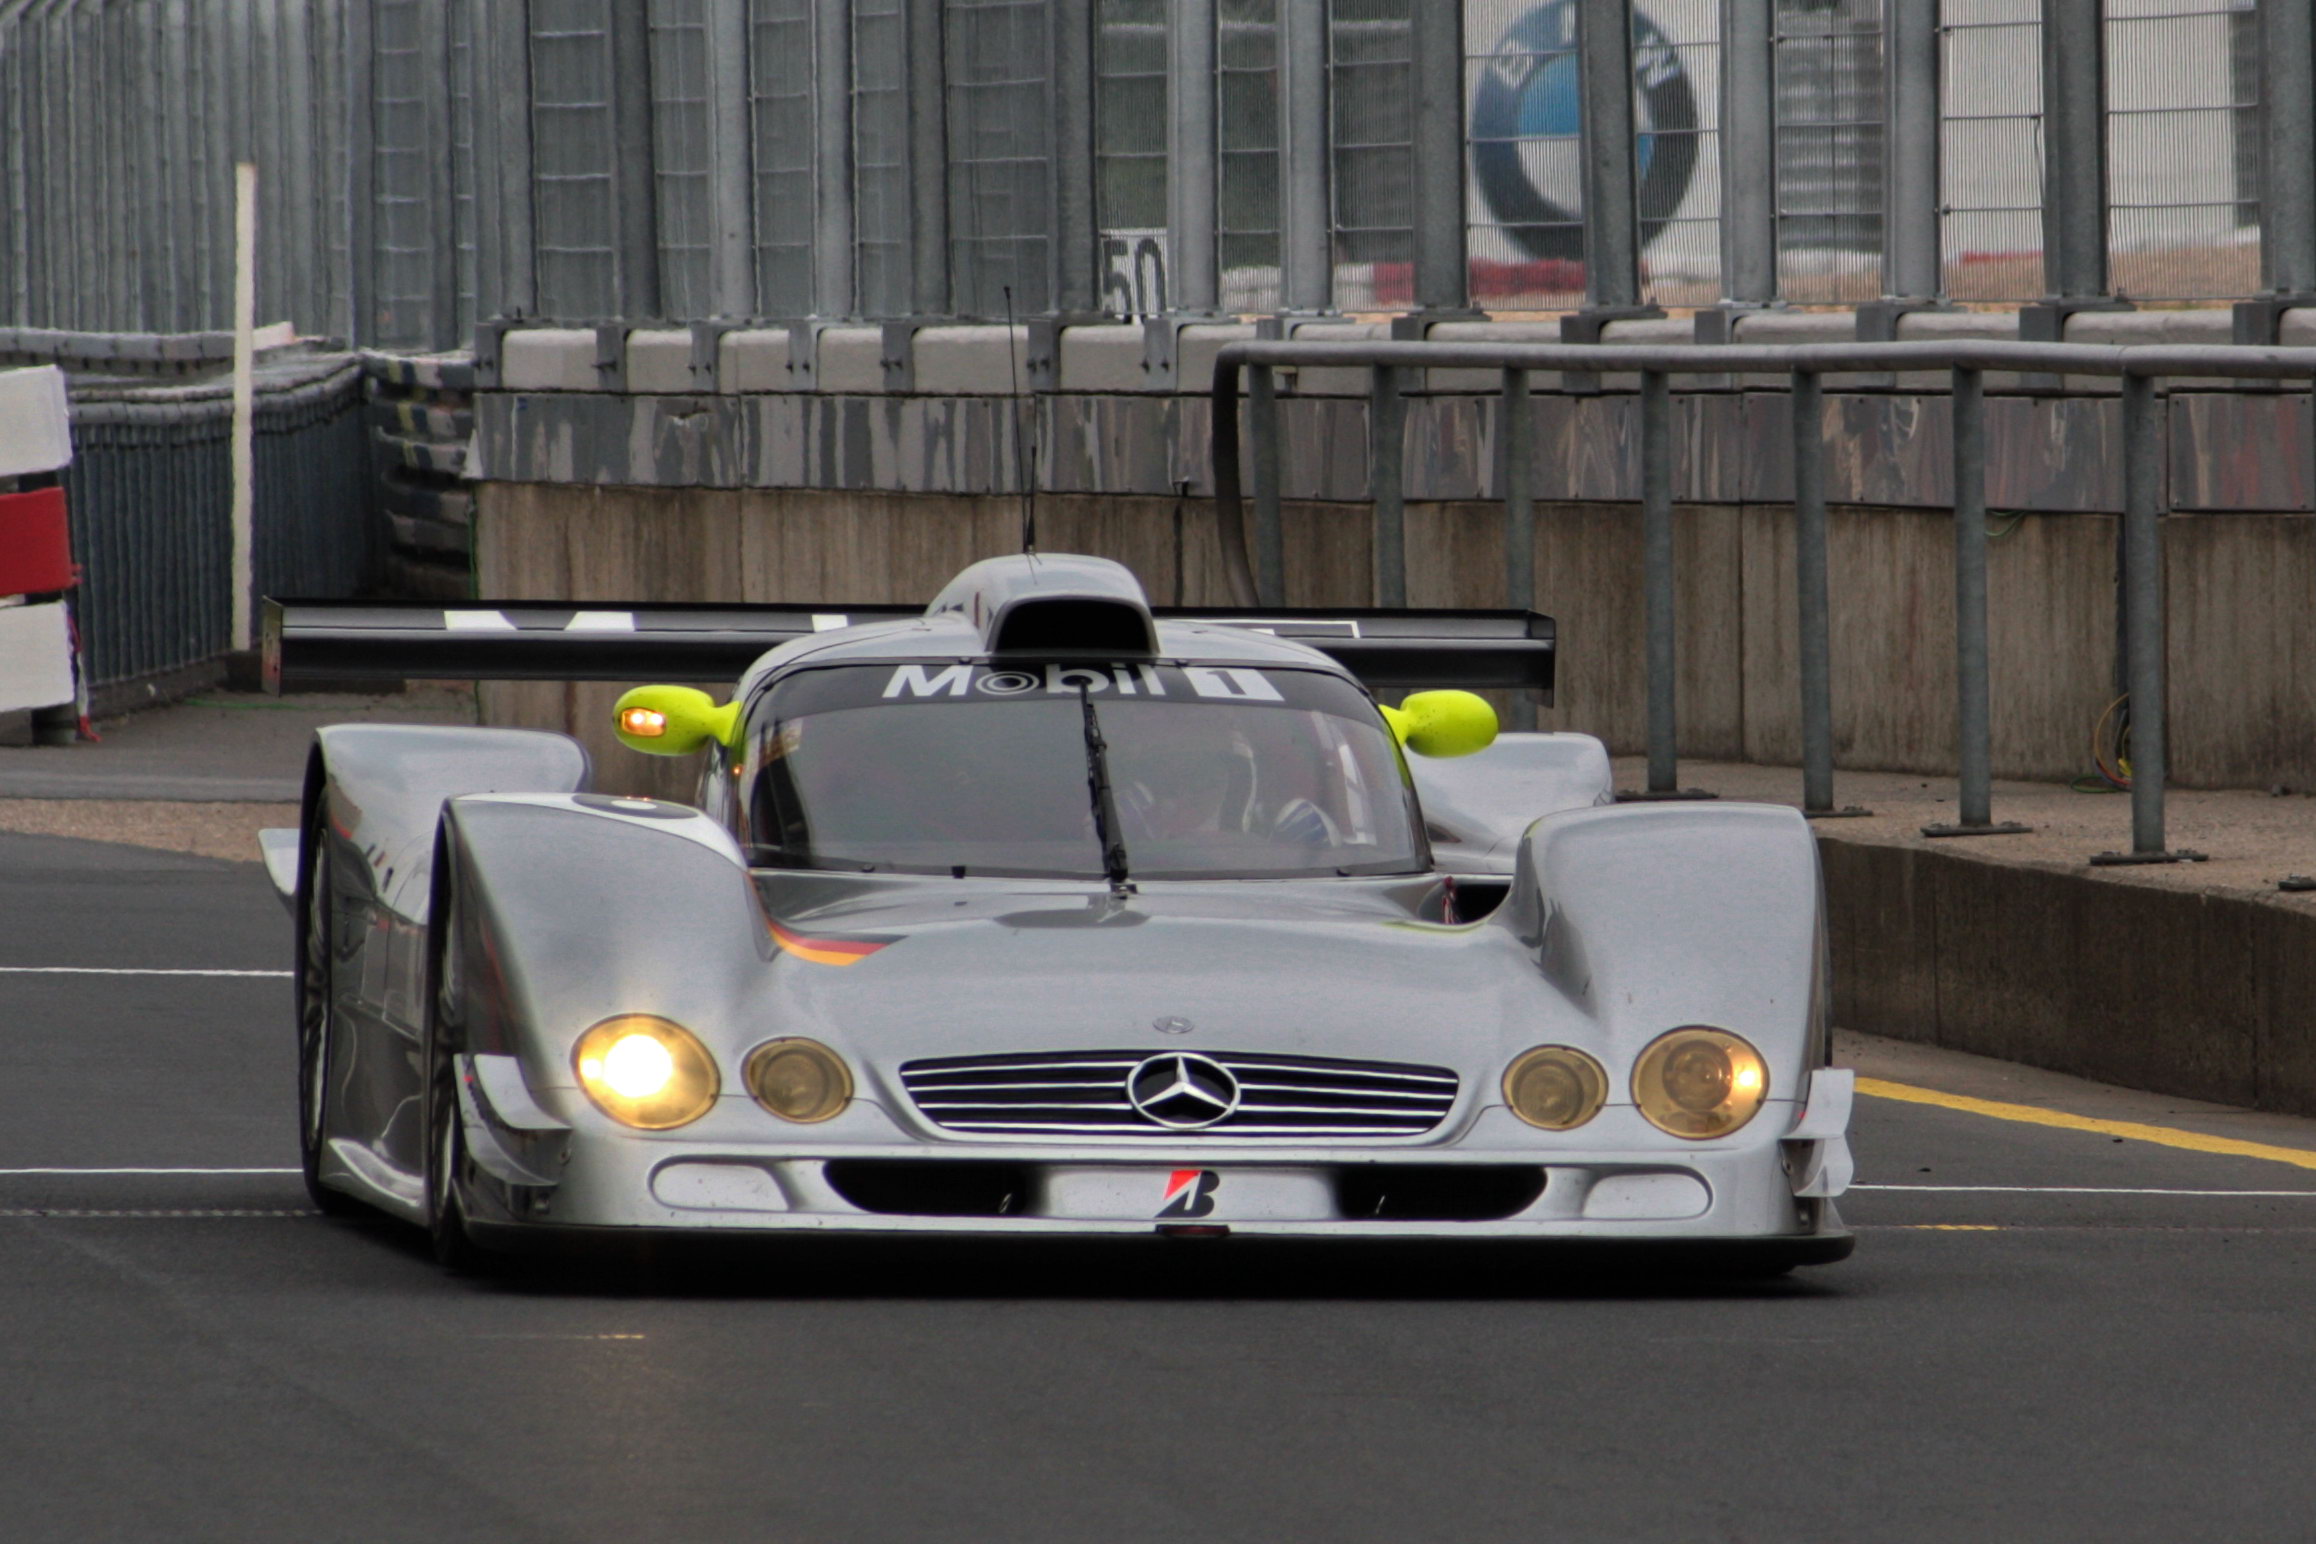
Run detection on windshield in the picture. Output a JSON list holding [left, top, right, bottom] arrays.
[[742, 662, 1427, 880]]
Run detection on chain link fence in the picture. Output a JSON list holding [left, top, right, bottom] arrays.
[[5, 0, 2315, 343]]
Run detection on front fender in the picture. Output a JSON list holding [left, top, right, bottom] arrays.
[[437, 796, 768, 1095], [1499, 801, 1825, 1104]]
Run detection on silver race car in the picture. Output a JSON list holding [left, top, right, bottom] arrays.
[[261, 553, 1854, 1272]]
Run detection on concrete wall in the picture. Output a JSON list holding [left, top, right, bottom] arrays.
[[478, 480, 2316, 797], [1824, 837, 2316, 1115]]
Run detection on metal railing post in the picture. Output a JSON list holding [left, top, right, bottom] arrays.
[[1642, 370, 1677, 791], [1369, 363, 1407, 608], [1925, 366, 2028, 838], [1791, 368, 1861, 817], [1501, 366, 1537, 732], [1251, 363, 1284, 605], [1051, 0, 1098, 315], [707, 0, 756, 320], [2094, 372, 2203, 865]]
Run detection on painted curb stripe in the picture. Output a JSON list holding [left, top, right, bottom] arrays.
[[1857, 1076, 2316, 1172], [767, 920, 894, 967]]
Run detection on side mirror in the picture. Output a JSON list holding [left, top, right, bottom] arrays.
[[1380, 690, 1498, 759], [614, 685, 741, 756]]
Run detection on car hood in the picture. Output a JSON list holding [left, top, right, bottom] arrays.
[[749, 873, 1574, 1070]]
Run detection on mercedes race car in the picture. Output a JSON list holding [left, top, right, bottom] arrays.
[[261, 553, 1854, 1272]]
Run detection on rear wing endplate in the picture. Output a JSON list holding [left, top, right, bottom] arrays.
[[265, 599, 1555, 697]]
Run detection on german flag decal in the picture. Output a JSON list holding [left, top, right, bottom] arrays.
[[768, 919, 898, 966]]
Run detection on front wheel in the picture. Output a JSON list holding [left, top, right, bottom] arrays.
[[294, 802, 360, 1218], [422, 834, 497, 1275]]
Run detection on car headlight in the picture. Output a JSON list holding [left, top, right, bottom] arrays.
[[744, 1037, 853, 1124], [1632, 1027, 1768, 1139], [573, 1015, 721, 1130], [1502, 1045, 1608, 1130]]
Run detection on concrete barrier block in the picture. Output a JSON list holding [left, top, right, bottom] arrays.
[[816, 327, 886, 394], [1058, 324, 1148, 394], [500, 329, 600, 392], [2281, 309, 2316, 348], [1277, 321, 1387, 397], [913, 325, 1024, 396], [625, 329, 695, 394], [723, 329, 798, 393], [1175, 324, 1259, 395], [1414, 319, 1569, 392], [2169, 392, 2315, 511], [0, 365, 70, 477]]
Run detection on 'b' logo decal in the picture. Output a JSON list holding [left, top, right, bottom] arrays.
[[1157, 1169, 1220, 1218]]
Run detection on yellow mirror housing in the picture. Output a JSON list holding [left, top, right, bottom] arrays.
[[1380, 690, 1499, 759], [614, 685, 741, 756]]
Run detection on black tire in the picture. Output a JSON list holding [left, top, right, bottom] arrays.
[[294, 796, 361, 1218], [422, 834, 495, 1275]]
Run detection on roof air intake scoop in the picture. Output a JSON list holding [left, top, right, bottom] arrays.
[[925, 554, 1160, 657]]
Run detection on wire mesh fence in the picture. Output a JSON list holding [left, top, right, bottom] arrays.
[[2, 0, 2314, 343]]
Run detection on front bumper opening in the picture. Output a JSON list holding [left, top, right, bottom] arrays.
[[824, 1159, 1033, 1217], [1335, 1165, 1546, 1221]]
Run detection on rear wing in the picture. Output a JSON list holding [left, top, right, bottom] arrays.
[[264, 599, 1555, 697]]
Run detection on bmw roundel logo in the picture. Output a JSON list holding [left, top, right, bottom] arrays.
[[1127, 1053, 1242, 1129], [1470, 0, 1700, 264]]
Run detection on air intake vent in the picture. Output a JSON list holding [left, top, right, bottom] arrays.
[[900, 1050, 1460, 1138], [990, 597, 1156, 655]]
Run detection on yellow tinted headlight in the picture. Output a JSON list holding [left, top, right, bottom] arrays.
[[744, 1037, 853, 1124], [1632, 1027, 1768, 1139], [573, 1015, 720, 1129], [1502, 1045, 1609, 1130]]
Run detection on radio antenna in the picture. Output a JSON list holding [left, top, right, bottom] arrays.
[[1003, 285, 1037, 554]]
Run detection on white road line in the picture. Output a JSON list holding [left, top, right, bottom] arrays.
[[0, 967, 289, 978], [0, 1167, 299, 1176], [0, 1209, 314, 1219], [1855, 1184, 2316, 1197]]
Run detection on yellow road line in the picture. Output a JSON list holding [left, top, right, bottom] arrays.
[[1857, 1077, 2316, 1172]]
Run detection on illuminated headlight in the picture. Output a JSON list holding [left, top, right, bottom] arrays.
[[1502, 1045, 1608, 1130], [573, 1015, 720, 1130], [744, 1038, 853, 1124], [1632, 1027, 1768, 1139]]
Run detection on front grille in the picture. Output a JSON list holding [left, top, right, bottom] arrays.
[[899, 1050, 1460, 1138]]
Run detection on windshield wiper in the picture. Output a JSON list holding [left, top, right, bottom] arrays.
[[1077, 687, 1134, 894]]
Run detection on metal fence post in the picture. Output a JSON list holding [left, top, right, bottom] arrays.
[[2094, 373, 2203, 865], [1168, 0, 1218, 314], [1573, 0, 1647, 317], [1878, 0, 1940, 308], [346, 0, 375, 344], [1501, 366, 1536, 731], [2260, 0, 2316, 301], [706, 0, 755, 319], [1251, 363, 1284, 605], [612, 0, 663, 321], [1052, 0, 1098, 316], [419, 0, 460, 348], [1715, 0, 1775, 314], [810, 0, 852, 319], [490, 0, 537, 322], [1924, 367, 2029, 838], [1408, 0, 1466, 316], [1369, 363, 1406, 608], [1279, 0, 1330, 315], [2023, 0, 2118, 349], [907, 0, 949, 317], [1791, 369, 1861, 817]]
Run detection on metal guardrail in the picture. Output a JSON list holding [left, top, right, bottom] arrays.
[[58, 359, 372, 689], [1211, 338, 2316, 865]]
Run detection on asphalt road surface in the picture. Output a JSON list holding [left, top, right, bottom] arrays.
[[5, 828, 2316, 1543]]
